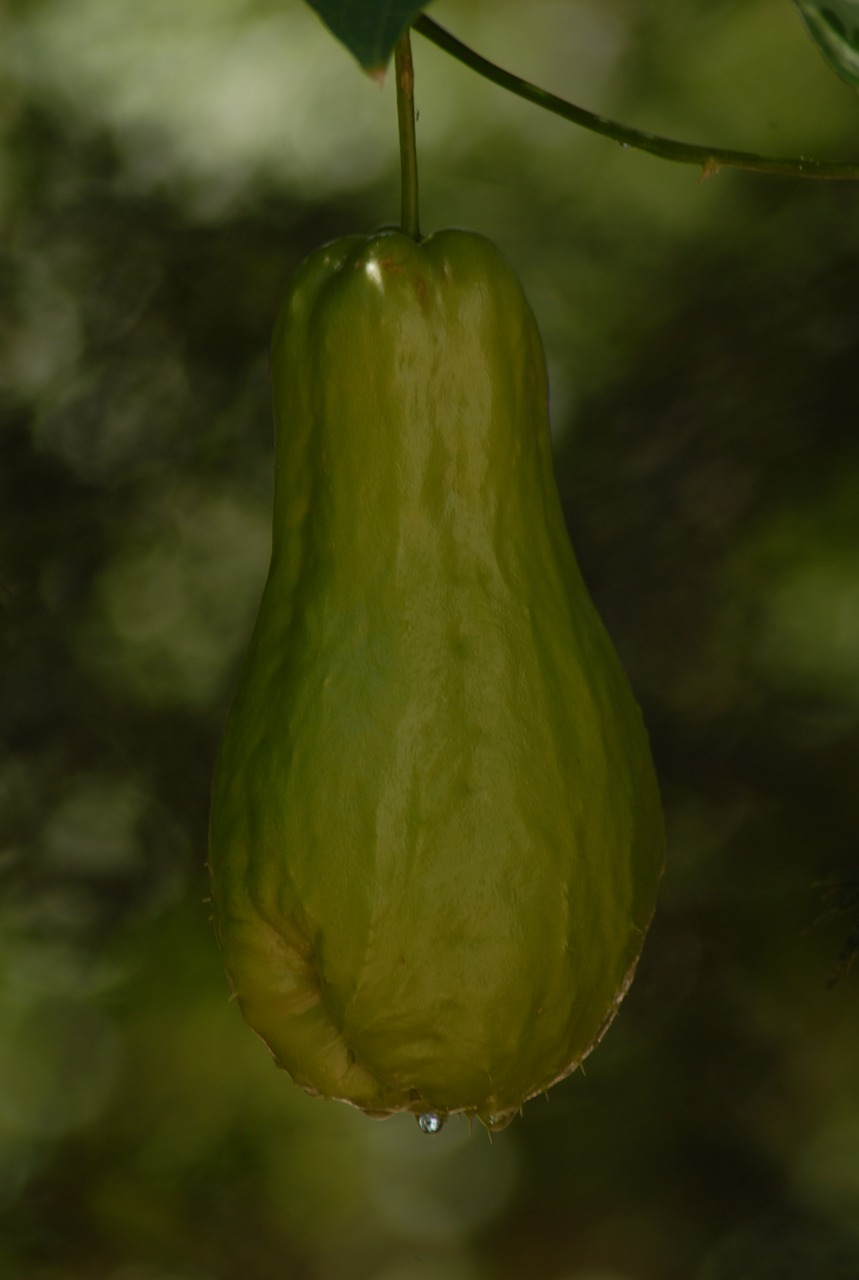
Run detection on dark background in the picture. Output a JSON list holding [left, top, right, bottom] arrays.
[[2, 2, 858, 1278]]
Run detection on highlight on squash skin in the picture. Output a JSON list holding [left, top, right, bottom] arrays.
[[207, 228, 665, 1132]]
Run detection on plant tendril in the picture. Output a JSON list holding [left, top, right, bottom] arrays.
[[413, 14, 859, 181]]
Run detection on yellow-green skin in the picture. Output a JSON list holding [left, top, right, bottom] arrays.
[[208, 228, 664, 1130]]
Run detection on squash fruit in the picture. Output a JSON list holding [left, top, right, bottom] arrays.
[[208, 228, 664, 1131]]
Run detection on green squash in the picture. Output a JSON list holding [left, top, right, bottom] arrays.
[[208, 228, 664, 1131]]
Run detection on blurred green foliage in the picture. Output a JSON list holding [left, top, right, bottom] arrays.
[[793, 0, 859, 91], [1, 2, 858, 1278]]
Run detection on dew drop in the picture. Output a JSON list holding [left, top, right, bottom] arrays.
[[417, 1111, 446, 1135]]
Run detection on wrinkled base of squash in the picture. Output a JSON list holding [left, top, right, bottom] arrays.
[[216, 899, 649, 1133]]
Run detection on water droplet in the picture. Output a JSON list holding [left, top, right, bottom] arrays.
[[417, 1111, 446, 1135]]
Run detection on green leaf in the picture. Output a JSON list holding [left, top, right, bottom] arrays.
[[304, 0, 433, 73], [793, 0, 859, 89]]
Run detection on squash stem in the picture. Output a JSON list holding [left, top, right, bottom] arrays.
[[395, 29, 421, 241]]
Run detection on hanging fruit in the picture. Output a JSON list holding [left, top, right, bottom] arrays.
[[208, 29, 663, 1134], [208, 225, 664, 1131]]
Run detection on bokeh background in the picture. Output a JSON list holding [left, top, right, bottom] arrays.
[[2, 1, 858, 1277]]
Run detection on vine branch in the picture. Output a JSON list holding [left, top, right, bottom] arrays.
[[413, 14, 859, 182], [395, 29, 421, 239]]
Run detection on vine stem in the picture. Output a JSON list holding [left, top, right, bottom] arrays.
[[395, 29, 421, 239], [413, 14, 859, 182]]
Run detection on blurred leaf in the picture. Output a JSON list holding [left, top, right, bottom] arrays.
[[793, 1, 859, 89], [304, 0, 433, 72]]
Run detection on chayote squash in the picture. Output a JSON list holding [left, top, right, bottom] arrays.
[[208, 228, 664, 1131]]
